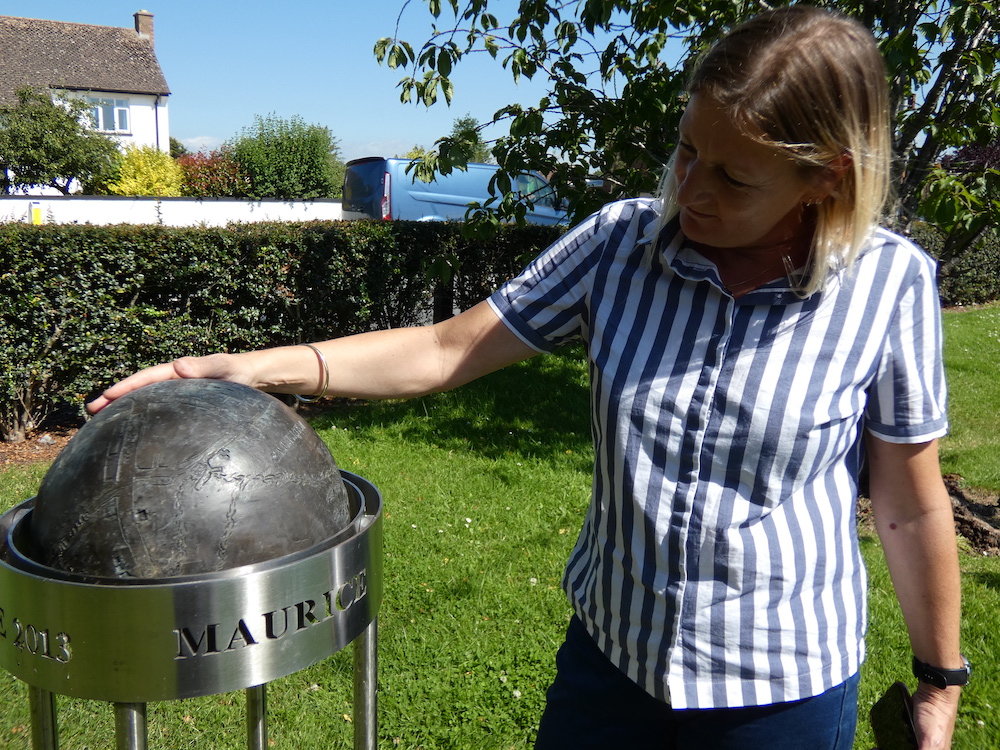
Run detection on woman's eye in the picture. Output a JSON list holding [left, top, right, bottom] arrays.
[[722, 171, 750, 188]]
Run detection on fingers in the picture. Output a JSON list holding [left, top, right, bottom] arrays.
[[86, 356, 230, 415]]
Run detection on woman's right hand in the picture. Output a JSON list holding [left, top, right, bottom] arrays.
[[86, 353, 249, 415], [86, 301, 538, 417]]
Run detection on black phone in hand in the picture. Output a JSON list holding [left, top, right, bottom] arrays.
[[869, 681, 918, 750]]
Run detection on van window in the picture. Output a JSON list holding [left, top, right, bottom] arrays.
[[516, 173, 558, 209], [342, 159, 384, 214]]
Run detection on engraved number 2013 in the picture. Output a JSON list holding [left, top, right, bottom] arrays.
[[3, 609, 72, 663]]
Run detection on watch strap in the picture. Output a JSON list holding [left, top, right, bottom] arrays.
[[912, 654, 971, 689]]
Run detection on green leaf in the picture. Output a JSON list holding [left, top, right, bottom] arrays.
[[439, 49, 453, 77]]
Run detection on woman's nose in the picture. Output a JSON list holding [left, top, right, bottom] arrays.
[[675, 158, 707, 207]]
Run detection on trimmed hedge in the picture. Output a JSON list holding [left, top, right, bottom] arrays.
[[1, 220, 561, 442], [908, 224, 1000, 307], [7, 217, 995, 441]]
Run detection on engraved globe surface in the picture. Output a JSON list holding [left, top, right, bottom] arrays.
[[29, 379, 351, 579]]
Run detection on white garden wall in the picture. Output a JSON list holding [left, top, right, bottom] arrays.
[[0, 195, 344, 227]]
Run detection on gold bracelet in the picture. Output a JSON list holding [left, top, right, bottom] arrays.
[[294, 344, 330, 404]]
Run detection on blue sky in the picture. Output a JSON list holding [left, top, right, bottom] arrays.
[[6, 1, 553, 161]]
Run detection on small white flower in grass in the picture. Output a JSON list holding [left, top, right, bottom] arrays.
[[499, 674, 508, 683], [465, 518, 472, 524], [529, 577, 538, 586], [512, 689, 522, 699], [411, 524, 417, 529]]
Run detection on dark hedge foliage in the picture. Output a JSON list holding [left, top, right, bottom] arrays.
[[908, 224, 1000, 307], [1, 220, 561, 442]]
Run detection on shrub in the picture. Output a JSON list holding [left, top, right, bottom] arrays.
[[227, 114, 343, 200], [909, 223, 1000, 307], [177, 149, 248, 197], [106, 144, 184, 197], [0, 221, 561, 442]]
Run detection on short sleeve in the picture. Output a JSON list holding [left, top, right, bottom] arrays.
[[488, 200, 656, 353], [865, 248, 948, 443]]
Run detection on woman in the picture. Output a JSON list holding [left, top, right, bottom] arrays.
[[89, 7, 965, 748]]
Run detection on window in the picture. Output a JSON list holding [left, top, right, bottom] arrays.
[[516, 173, 557, 208], [87, 97, 130, 133]]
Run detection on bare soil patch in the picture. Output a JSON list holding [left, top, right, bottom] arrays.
[[943, 475, 1000, 557], [0, 424, 79, 467]]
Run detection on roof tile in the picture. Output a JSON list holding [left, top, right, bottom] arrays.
[[0, 15, 170, 106]]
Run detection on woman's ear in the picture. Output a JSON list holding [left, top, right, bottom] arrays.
[[827, 151, 852, 182], [811, 152, 852, 202]]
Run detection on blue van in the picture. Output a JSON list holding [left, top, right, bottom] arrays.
[[341, 157, 567, 226]]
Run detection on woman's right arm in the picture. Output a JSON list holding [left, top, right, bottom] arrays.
[[87, 301, 538, 414]]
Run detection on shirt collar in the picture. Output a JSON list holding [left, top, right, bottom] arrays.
[[656, 218, 835, 305]]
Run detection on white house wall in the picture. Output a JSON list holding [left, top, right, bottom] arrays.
[[122, 92, 170, 151], [0, 195, 343, 226], [64, 91, 168, 152], [156, 96, 170, 151]]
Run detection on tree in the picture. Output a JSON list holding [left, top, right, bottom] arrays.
[[449, 113, 494, 163], [0, 87, 119, 195], [376, 0, 999, 241], [402, 144, 432, 159], [169, 137, 190, 159], [227, 114, 344, 200], [106, 144, 184, 197], [921, 140, 1000, 273]]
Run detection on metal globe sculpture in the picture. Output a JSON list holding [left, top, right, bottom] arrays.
[[29, 378, 351, 579]]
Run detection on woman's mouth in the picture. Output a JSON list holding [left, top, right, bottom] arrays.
[[680, 205, 716, 222]]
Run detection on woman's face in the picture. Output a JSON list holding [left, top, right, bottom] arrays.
[[673, 93, 823, 251]]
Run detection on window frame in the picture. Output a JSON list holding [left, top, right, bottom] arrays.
[[86, 96, 131, 134]]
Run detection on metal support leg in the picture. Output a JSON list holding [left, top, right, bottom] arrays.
[[353, 617, 378, 750], [246, 684, 267, 750], [28, 686, 58, 750], [113, 703, 147, 750]]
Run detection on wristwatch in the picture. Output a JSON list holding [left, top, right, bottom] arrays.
[[912, 654, 971, 689]]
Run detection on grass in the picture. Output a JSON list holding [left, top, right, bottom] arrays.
[[0, 304, 998, 749], [939, 303, 1000, 493]]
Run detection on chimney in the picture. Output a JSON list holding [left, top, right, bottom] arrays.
[[134, 9, 154, 46]]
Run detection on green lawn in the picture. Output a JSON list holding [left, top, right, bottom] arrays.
[[0, 304, 997, 748], [939, 303, 1000, 493]]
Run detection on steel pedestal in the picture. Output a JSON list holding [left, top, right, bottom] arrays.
[[1, 474, 383, 750]]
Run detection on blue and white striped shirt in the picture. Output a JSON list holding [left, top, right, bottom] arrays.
[[488, 199, 947, 709]]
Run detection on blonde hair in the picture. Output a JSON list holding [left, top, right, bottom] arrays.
[[657, 6, 892, 296]]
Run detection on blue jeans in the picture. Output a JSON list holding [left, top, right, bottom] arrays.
[[534, 616, 859, 750]]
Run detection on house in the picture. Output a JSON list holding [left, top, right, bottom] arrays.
[[0, 10, 171, 153]]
